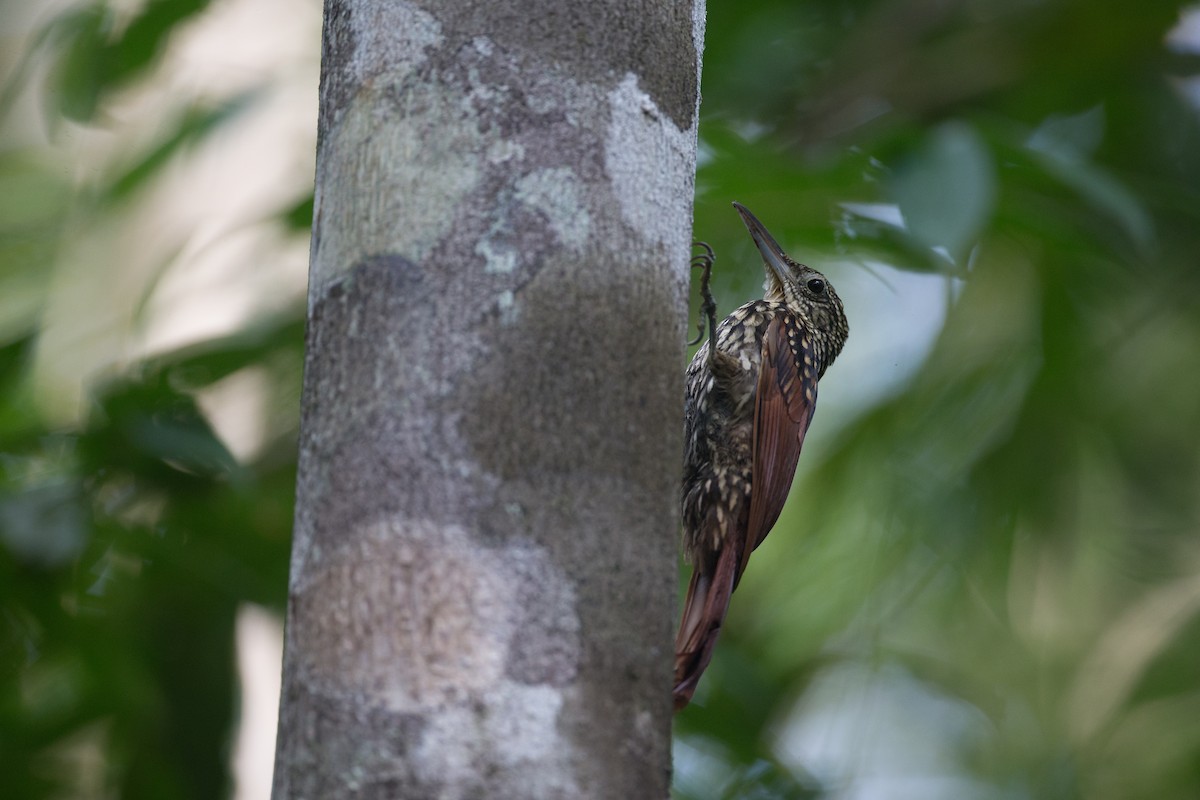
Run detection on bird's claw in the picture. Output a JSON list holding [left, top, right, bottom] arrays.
[[688, 241, 717, 348]]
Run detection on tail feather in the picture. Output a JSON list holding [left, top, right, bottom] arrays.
[[673, 545, 738, 711]]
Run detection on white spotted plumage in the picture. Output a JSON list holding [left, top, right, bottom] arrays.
[[674, 203, 849, 711]]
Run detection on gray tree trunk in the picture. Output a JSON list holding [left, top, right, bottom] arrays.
[[271, 1, 706, 797]]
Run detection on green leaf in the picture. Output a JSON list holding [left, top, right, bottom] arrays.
[[1027, 106, 1107, 159], [105, 0, 212, 85], [891, 122, 996, 260], [47, 4, 110, 122], [105, 93, 258, 201], [43, 0, 214, 124], [280, 194, 314, 231], [0, 481, 87, 568], [0, 334, 35, 392], [1026, 110, 1154, 252]]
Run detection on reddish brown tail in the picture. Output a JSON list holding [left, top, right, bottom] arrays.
[[673, 545, 738, 711]]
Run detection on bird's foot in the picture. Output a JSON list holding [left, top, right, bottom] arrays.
[[688, 241, 717, 348]]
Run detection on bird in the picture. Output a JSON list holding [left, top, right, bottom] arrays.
[[674, 202, 849, 711]]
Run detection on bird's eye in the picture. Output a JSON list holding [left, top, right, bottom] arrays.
[[806, 278, 826, 295]]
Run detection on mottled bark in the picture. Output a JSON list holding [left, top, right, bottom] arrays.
[[271, 1, 705, 798]]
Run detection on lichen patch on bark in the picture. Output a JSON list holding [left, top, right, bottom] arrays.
[[514, 168, 592, 251], [311, 77, 487, 297], [292, 518, 508, 707], [291, 517, 581, 708], [414, 685, 580, 797], [286, 515, 584, 795], [605, 73, 697, 253]]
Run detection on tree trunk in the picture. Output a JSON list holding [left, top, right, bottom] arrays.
[[271, 1, 705, 797]]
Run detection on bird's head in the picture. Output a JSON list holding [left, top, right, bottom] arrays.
[[733, 201, 849, 368]]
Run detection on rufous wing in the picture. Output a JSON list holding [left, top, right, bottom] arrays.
[[738, 313, 818, 585]]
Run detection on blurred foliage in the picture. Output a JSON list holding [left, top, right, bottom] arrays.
[[46, 0, 213, 122], [677, 0, 1200, 799], [0, 0, 304, 796], [0, 322, 302, 799], [2, 0, 1200, 798]]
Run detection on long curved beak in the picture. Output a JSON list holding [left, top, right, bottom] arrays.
[[732, 202, 791, 290]]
